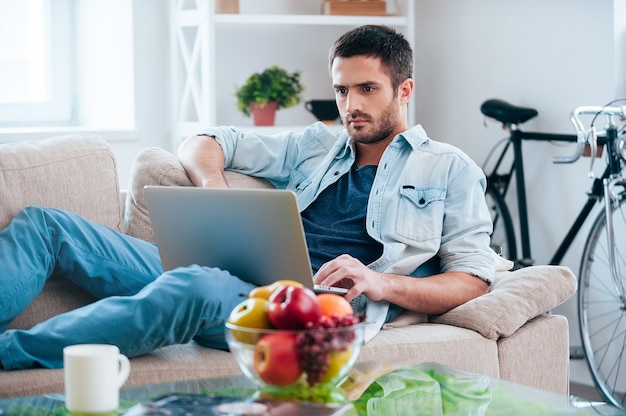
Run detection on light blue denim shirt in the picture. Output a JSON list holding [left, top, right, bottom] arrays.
[[201, 121, 494, 283]]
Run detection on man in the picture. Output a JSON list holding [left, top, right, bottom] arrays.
[[0, 25, 493, 370]]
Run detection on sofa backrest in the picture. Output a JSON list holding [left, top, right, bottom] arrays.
[[0, 134, 123, 232]]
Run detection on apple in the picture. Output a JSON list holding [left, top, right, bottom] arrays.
[[267, 286, 322, 330], [227, 297, 272, 344], [249, 280, 304, 300], [253, 332, 302, 386]]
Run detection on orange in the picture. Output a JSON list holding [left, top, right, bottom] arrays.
[[317, 293, 353, 318]]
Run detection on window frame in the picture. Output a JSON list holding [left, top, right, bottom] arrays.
[[0, 0, 75, 126]]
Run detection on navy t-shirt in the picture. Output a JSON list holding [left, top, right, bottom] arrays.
[[301, 163, 383, 273]]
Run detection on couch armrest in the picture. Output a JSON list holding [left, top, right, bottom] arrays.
[[497, 314, 570, 394], [124, 147, 273, 242]]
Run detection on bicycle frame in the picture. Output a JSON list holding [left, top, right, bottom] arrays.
[[487, 124, 624, 267], [488, 128, 580, 266]]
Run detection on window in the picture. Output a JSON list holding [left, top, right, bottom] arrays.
[[0, 0, 74, 126]]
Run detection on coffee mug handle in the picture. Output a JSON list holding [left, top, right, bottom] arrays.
[[305, 101, 312, 112], [116, 354, 131, 387]]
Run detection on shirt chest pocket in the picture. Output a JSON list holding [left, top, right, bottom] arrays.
[[395, 186, 446, 242]]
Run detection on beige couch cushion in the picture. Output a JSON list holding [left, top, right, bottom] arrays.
[[7, 278, 96, 330], [0, 134, 123, 232], [363, 323, 500, 379], [431, 265, 576, 340], [124, 147, 273, 242]]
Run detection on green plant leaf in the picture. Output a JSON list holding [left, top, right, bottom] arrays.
[[235, 65, 305, 117]]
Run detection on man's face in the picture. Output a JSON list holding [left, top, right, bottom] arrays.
[[331, 55, 407, 144]]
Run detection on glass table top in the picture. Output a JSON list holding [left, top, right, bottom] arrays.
[[0, 368, 622, 415]]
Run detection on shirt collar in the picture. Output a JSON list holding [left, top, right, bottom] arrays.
[[335, 124, 429, 159], [395, 124, 430, 150], [336, 124, 429, 156]]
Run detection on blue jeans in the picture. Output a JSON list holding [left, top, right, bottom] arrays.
[[0, 207, 254, 370]]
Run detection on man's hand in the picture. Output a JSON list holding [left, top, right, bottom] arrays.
[[314, 254, 489, 315], [314, 254, 385, 302]]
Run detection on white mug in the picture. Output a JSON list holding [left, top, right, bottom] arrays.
[[63, 344, 131, 414]]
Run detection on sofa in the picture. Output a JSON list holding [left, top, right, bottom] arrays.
[[0, 134, 577, 399]]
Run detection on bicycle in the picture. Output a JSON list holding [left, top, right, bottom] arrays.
[[480, 98, 626, 409]]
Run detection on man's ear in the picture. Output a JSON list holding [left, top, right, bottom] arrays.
[[398, 78, 414, 104]]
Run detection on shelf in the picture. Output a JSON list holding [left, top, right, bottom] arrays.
[[171, 0, 415, 145], [234, 124, 345, 134], [213, 13, 408, 26]]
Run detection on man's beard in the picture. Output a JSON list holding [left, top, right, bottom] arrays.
[[346, 100, 400, 144]]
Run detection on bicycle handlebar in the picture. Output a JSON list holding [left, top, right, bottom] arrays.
[[552, 105, 626, 164]]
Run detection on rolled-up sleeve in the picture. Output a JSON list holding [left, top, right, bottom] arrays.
[[439, 159, 494, 283]]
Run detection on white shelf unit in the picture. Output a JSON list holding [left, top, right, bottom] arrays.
[[213, 13, 409, 26], [171, 0, 415, 145]]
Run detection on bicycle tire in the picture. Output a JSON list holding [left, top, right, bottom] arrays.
[[578, 187, 626, 410], [485, 186, 517, 263]]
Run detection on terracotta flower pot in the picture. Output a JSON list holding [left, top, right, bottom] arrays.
[[215, 0, 239, 14], [250, 102, 278, 126]]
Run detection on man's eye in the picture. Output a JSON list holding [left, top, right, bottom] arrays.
[[362, 86, 374, 93], [336, 88, 348, 95]]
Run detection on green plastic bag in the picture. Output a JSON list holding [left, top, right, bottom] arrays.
[[358, 366, 443, 416], [422, 363, 491, 416], [352, 363, 491, 416]]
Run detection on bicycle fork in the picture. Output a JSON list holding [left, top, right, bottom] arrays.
[[603, 175, 626, 306]]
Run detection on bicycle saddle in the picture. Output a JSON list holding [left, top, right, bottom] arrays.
[[481, 99, 538, 125]]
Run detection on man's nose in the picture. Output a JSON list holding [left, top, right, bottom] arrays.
[[345, 92, 362, 114]]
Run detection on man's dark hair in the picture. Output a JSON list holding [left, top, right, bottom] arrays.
[[329, 25, 413, 90]]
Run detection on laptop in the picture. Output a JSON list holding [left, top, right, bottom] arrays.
[[143, 186, 347, 295]]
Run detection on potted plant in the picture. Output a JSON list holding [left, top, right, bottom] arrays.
[[235, 65, 305, 126]]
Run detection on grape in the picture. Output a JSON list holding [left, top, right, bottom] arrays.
[[295, 314, 362, 386]]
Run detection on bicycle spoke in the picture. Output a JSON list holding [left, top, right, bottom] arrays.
[[594, 315, 623, 370], [604, 328, 625, 407], [579, 196, 626, 410]]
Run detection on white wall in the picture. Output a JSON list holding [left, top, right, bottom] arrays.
[[125, 0, 624, 386], [109, 0, 171, 188], [410, 0, 622, 386]]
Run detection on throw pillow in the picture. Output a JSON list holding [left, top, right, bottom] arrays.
[[430, 265, 577, 340]]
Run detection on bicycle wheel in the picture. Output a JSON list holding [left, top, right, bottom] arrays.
[[578, 188, 626, 410], [485, 186, 517, 262]]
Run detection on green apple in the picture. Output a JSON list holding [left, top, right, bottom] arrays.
[[227, 297, 272, 344]]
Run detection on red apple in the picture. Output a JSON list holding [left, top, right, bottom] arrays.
[[267, 286, 322, 330], [253, 332, 302, 386]]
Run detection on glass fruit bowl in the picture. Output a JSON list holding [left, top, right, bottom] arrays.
[[225, 321, 364, 391]]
